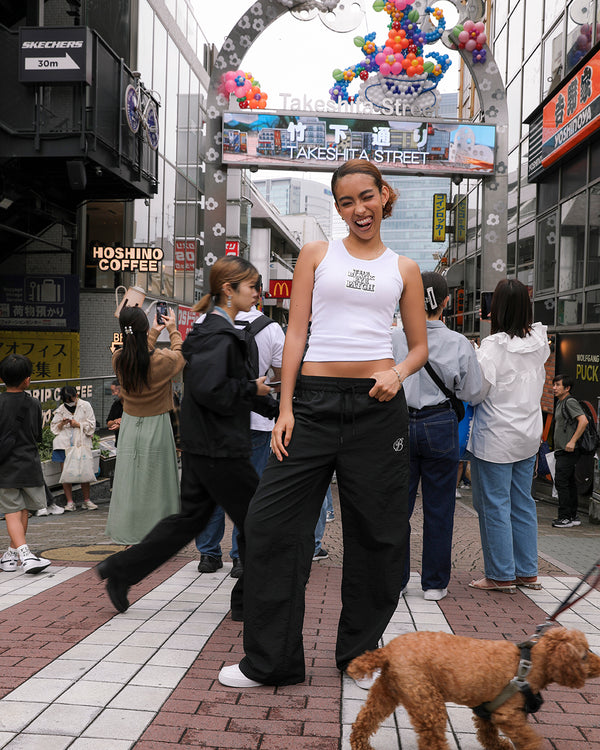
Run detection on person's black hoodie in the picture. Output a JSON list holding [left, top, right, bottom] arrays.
[[179, 313, 278, 458]]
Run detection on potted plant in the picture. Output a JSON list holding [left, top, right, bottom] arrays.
[[99, 448, 117, 478]]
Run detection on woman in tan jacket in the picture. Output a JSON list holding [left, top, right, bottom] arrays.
[[105, 305, 185, 545]]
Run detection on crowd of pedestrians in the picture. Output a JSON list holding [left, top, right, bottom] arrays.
[[0, 160, 594, 695]]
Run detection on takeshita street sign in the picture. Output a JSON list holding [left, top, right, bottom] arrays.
[[222, 111, 496, 176]]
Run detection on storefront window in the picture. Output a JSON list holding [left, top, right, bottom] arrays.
[[561, 149, 587, 198], [507, 235, 516, 277], [538, 172, 559, 213], [520, 140, 536, 223], [586, 288, 600, 323], [557, 292, 583, 325], [536, 213, 558, 291], [559, 193, 586, 291], [587, 184, 600, 285], [534, 298, 556, 326], [566, 0, 595, 75]]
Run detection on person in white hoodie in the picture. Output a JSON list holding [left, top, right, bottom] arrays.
[[468, 279, 550, 594]]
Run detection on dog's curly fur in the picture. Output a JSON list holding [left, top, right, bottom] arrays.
[[347, 627, 600, 750]]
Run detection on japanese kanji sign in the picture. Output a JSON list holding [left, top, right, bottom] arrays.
[[0, 274, 79, 330], [0, 331, 79, 381], [542, 49, 600, 168]]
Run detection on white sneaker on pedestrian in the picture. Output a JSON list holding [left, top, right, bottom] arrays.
[[82, 499, 98, 511], [218, 664, 264, 688], [17, 545, 51, 574], [350, 669, 381, 690], [455, 488, 462, 498], [64, 501, 76, 512], [0, 548, 18, 572], [423, 588, 448, 601], [48, 503, 64, 515], [35, 507, 49, 517]]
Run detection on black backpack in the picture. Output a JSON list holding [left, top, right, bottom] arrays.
[[236, 315, 278, 378], [566, 397, 600, 455]]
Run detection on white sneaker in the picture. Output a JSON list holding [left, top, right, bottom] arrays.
[[35, 507, 49, 516], [350, 669, 381, 690], [400, 585, 408, 596], [455, 489, 462, 498], [218, 664, 264, 688], [64, 501, 76, 512], [424, 588, 448, 601], [0, 549, 18, 572], [48, 504, 64, 515], [17, 545, 51, 574], [82, 499, 98, 510]]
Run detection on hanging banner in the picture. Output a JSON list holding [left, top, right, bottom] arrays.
[[222, 112, 496, 176], [432, 194, 447, 242]]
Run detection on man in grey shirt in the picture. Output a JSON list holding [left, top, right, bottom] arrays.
[[392, 272, 482, 601]]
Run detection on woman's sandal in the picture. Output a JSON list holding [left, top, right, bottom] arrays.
[[515, 576, 542, 590], [468, 577, 517, 593]]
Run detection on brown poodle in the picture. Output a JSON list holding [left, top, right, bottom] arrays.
[[347, 627, 600, 750]]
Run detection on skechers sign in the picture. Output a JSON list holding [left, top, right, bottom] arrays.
[[92, 246, 164, 272], [19, 27, 92, 84]]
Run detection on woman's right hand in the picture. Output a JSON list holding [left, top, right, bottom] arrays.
[[255, 375, 271, 396], [271, 410, 294, 461]]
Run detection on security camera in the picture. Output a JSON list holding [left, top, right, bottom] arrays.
[[451, 175, 463, 186]]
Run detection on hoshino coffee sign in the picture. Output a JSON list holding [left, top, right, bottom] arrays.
[[92, 246, 164, 272]]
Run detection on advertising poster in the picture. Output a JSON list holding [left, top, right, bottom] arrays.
[[0, 274, 79, 330], [0, 330, 80, 381]]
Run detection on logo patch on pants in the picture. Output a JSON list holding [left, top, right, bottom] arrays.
[[393, 437, 405, 452]]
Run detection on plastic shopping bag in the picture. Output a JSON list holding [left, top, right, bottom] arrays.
[[59, 443, 96, 484]]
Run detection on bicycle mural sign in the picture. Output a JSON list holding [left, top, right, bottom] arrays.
[[124, 72, 160, 150]]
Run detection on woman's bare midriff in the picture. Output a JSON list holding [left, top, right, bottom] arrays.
[[301, 359, 395, 378]]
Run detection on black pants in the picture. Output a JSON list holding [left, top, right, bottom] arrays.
[[555, 448, 580, 520], [240, 375, 410, 685], [103, 452, 258, 616]]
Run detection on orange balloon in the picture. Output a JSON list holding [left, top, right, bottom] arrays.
[[258, 100, 267, 109]]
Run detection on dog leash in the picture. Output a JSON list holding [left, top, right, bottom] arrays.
[[474, 558, 600, 720]]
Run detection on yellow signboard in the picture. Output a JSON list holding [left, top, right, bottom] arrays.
[[455, 195, 467, 243], [0, 330, 79, 380], [432, 194, 447, 242]]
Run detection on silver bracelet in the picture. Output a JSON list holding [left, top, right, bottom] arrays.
[[392, 366, 403, 385]]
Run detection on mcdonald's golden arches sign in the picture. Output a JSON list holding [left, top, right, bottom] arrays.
[[269, 279, 293, 299]]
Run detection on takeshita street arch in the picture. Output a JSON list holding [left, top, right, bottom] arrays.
[[204, 0, 508, 311]]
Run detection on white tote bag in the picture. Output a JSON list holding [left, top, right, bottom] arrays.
[[59, 430, 96, 484]]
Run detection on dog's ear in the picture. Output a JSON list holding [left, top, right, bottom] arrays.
[[543, 629, 589, 688]]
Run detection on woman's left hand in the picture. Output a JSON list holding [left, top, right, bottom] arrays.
[[369, 368, 401, 402]]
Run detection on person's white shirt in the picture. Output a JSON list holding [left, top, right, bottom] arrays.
[[468, 322, 550, 463], [195, 307, 284, 431]]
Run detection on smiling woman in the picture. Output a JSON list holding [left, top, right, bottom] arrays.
[[218, 158, 428, 689]]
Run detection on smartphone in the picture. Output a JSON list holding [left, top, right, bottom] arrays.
[[480, 291, 494, 321], [156, 301, 168, 324]]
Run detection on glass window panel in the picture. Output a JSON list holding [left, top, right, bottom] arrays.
[[561, 149, 587, 198], [137, 1, 154, 84], [494, 24, 507, 84], [507, 72, 522, 151], [559, 193, 586, 291], [534, 298, 556, 326], [545, 0, 565, 31], [524, 3, 540, 59], [538, 173, 559, 212], [508, 148, 519, 233], [507, 234, 516, 277], [536, 213, 558, 291], [587, 184, 600, 285], [543, 21, 565, 97], [585, 288, 600, 323], [148, 157, 165, 296], [133, 198, 150, 291], [591, 137, 600, 180], [520, 140, 537, 223], [507, 3, 524, 82], [161, 162, 177, 297], [566, 1, 595, 75], [557, 292, 583, 325], [152, 20, 167, 151], [522, 46, 541, 121]]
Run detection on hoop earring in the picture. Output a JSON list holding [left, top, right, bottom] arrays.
[[227, 295, 232, 308]]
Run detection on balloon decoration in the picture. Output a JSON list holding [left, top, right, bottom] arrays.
[[219, 70, 269, 109], [452, 19, 488, 65], [329, 2, 452, 110]]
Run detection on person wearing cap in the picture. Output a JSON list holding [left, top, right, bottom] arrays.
[[392, 272, 482, 601]]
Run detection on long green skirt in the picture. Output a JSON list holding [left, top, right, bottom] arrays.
[[105, 411, 180, 545]]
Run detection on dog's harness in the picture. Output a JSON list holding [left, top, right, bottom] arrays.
[[472, 639, 543, 720]]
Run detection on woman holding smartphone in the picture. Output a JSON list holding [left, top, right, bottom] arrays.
[[105, 304, 185, 545], [98, 256, 277, 617], [219, 159, 428, 688]]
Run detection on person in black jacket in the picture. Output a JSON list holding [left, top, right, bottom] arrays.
[[97, 256, 277, 616]]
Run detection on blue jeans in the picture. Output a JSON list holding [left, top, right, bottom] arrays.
[[314, 486, 333, 554], [195, 430, 271, 560], [403, 406, 459, 591], [470, 454, 538, 581]]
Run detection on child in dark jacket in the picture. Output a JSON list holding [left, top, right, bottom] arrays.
[[0, 354, 51, 574], [97, 256, 278, 617]]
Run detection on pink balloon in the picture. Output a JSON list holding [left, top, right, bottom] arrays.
[[380, 62, 391, 76], [465, 39, 477, 51], [391, 61, 403, 75], [375, 52, 386, 65], [395, 0, 408, 9], [476, 33, 487, 45], [463, 20, 474, 31], [224, 71, 236, 80], [458, 30, 469, 44], [225, 80, 236, 93], [383, 46, 393, 56], [474, 21, 485, 34]]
